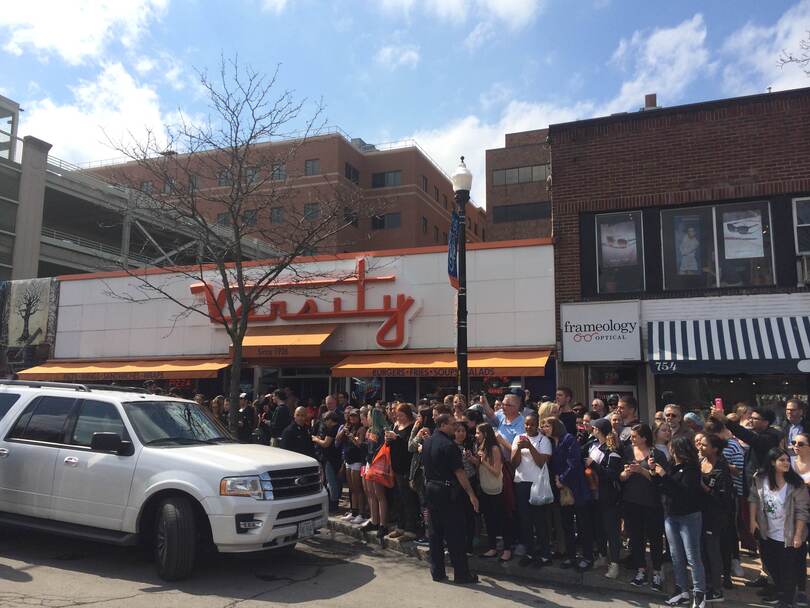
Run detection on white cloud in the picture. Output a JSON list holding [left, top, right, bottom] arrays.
[[375, 44, 421, 69], [134, 56, 156, 74], [479, 82, 513, 111], [377, 0, 543, 29], [477, 0, 543, 30], [464, 21, 495, 52], [260, 0, 289, 14], [602, 14, 712, 115], [0, 0, 168, 65], [20, 62, 170, 164], [721, 0, 810, 95]]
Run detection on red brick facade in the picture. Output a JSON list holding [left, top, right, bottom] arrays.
[[550, 87, 810, 322]]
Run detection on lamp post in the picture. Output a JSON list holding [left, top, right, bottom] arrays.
[[451, 157, 472, 404]]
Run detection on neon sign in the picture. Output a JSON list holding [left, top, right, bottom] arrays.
[[190, 258, 418, 348]]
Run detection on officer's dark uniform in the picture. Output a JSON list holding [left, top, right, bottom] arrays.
[[421, 428, 473, 582]]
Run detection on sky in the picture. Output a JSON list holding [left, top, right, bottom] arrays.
[[2, 0, 810, 206]]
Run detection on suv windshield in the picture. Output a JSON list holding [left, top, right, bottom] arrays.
[[123, 400, 235, 446]]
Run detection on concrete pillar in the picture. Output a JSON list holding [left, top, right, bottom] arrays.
[[121, 190, 133, 266], [12, 136, 51, 279]]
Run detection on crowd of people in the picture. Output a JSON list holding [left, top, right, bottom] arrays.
[[189, 384, 809, 608]]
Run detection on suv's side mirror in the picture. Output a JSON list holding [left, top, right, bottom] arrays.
[[91, 432, 123, 453]]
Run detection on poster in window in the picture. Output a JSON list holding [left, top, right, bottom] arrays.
[[674, 214, 702, 275], [722, 209, 764, 259], [599, 218, 638, 268]]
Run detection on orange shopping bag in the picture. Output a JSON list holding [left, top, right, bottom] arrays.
[[364, 444, 395, 488]]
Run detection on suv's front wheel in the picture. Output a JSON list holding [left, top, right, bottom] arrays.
[[154, 496, 196, 580]]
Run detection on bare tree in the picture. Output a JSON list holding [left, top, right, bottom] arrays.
[[105, 56, 383, 432], [780, 31, 810, 75], [16, 283, 43, 344]]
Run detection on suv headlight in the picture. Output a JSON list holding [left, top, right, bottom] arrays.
[[220, 476, 264, 500]]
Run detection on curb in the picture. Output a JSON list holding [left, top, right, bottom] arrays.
[[328, 516, 755, 606]]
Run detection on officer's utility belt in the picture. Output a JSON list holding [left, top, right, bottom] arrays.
[[426, 479, 453, 487]]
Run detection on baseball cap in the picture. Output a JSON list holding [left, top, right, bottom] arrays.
[[591, 418, 612, 436], [239, 392, 248, 399], [683, 412, 704, 429]]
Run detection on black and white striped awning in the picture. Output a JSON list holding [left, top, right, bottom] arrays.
[[647, 317, 810, 374]]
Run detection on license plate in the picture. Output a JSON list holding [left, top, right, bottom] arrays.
[[298, 520, 314, 539]]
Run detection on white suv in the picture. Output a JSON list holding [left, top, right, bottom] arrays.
[[0, 381, 328, 580]]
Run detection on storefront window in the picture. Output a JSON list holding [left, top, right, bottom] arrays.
[[588, 366, 638, 386], [661, 207, 717, 290], [350, 377, 381, 405], [661, 201, 774, 290], [595, 211, 645, 294], [716, 201, 774, 287], [418, 377, 457, 402], [655, 374, 808, 415], [385, 377, 417, 403]]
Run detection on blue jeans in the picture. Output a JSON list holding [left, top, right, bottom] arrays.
[[324, 461, 342, 507], [665, 511, 706, 593]]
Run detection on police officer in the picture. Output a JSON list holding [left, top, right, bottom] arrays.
[[421, 413, 479, 584]]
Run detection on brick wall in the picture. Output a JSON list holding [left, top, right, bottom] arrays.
[[549, 88, 810, 338]]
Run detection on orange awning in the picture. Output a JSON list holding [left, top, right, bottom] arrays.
[[235, 324, 337, 358], [17, 358, 231, 381], [331, 350, 551, 378]]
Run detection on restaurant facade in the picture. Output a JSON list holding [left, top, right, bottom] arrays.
[[18, 239, 557, 403]]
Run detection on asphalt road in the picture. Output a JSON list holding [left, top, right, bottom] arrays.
[[0, 526, 744, 608]]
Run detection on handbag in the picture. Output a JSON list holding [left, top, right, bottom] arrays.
[[364, 443, 395, 488], [529, 464, 554, 506], [479, 459, 503, 495], [559, 485, 575, 507]]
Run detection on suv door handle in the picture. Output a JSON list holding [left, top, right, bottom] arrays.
[[0, 448, 8, 458], [64, 456, 79, 467]]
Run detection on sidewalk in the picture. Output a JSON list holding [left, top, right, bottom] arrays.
[[328, 514, 764, 606]]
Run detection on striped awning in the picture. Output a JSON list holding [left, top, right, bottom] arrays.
[[647, 316, 810, 375]]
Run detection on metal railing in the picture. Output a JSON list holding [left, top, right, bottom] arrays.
[[0, 129, 23, 164], [41, 226, 151, 265]]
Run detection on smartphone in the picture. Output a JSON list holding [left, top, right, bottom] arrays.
[[713, 397, 724, 414]]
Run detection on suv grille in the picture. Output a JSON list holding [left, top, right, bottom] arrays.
[[267, 466, 322, 499]]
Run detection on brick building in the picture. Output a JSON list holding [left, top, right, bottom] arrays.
[[90, 132, 487, 259], [485, 129, 551, 241], [549, 89, 810, 419]]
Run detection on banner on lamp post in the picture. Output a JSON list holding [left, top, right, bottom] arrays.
[[448, 210, 460, 289]]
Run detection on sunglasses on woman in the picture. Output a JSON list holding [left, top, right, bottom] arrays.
[[791, 441, 808, 447]]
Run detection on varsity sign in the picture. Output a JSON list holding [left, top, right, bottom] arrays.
[[561, 301, 641, 362]]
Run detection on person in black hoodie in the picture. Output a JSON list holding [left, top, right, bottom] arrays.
[[698, 433, 735, 601], [653, 435, 707, 608], [585, 417, 625, 579], [280, 406, 316, 458]]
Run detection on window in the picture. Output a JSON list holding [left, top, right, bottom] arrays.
[[10, 396, 75, 443], [271, 162, 287, 181], [372, 212, 401, 230], [216, 212, 231, 226], [794, 197, 810, 254], [71, 400, 128, 447], [661, 206, 716, 291], [474, 223, 478, 236], [162, 178, 176, 194], [189, 175, 199, 192], [245, 167, 259, 184], [303, 203, 320, 221], [442, 194, 448, 209], [433, 226, 439, 242], [596, 211, 645, 294], [344, 207, 358, 228], [493, 202, 551, 223], [420, 175, 428, 192], [372, 171, 401, 188], [661, 201, 775, 290], [0, 393, 19, 421], [217, 170, 232, 186], [304, 159, 320, 176], [270, 207, 284, 224], [433, 186, 439, 202], [344, 162, 359, 184], [492, 164, 549, 186], [421, 217, 428, 234], [242, 209, 257, 226], [482, 228, 486, 241], [139, 181, 153, 194], [443, 231, 447, 243]]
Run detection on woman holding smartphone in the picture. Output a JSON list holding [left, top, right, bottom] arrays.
[[473, 423, 513, 561], [749, 447, 809, 608]]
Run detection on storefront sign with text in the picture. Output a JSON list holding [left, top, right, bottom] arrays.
[[561, 301, 641, 362]]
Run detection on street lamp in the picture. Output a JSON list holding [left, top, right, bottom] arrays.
[[451, 157, 472, 404]]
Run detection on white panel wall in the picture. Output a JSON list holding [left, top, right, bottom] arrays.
[[54, 244, 556, 360]]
